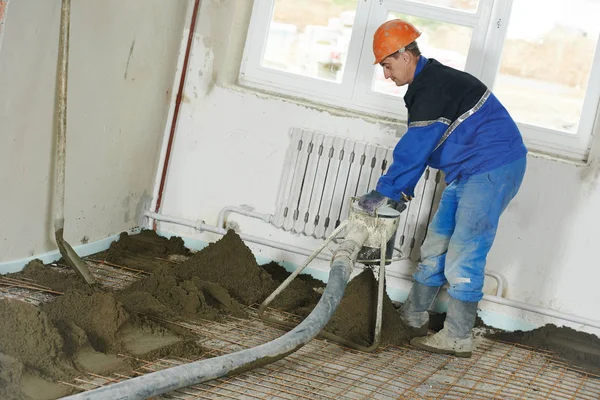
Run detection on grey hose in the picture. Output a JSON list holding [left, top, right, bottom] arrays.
[[62, 228, 368, 400]]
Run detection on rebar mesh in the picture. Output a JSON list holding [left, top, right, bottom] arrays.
[[3, 258, 599, 399], [0, 259, 150, 302], [63, 307, 600, 400], [0, 276, 62, 305]]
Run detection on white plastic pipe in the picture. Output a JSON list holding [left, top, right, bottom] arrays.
[[217, 206, 273, 228], [480, 294, 600, 330], [211, 206, 505, 297], [147, 211, 600, 331], [147, 211, 413, 280], [146, 211, 334, 262]]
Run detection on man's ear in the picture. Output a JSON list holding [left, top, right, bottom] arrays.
[[402, 51, 411, 64]]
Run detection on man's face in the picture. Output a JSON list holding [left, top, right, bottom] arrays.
[[380, 52, 414, 86]]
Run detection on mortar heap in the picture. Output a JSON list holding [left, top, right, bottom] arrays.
[[0, 230, 411, 400]]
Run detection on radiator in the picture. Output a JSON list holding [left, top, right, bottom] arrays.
[[273, 128, 445, 259]]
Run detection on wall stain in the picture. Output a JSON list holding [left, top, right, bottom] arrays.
[[0, 1, 7, 33], [578, 156, 600, 196], [122, 194, 132, 223], [135, 192, 152, 226], [124, 38, 136, 79]]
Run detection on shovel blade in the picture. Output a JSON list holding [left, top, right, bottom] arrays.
[[55, 229, 96, 285]]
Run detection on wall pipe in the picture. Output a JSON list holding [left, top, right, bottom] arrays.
[[148, 211, 600, 331], [152, 0, 201, 228], [217, 206, 273, 227], [215, 206, 505, 297], [147, 211, 334, 263], [63, 219, 368, 400], [149, 210, 423, 284]]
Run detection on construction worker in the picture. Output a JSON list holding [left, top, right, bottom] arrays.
[[358, 19, 528, 357]]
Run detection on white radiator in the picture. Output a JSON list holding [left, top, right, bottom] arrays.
[[273, 128, 444, 259]]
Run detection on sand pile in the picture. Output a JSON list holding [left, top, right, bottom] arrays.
[[0, 299, 73, 380], [0, 229, 416, 399], [0, 230, 316, 399], [42, 291, 129, 354], [98, 229, 191, 273], [4, 228, 597, 399], [18, 260, 93, 294], [488, 325, 600, 375], [325, 269, 411, 347], [261, 261, 324, 317], [260, 262, 411, 346], [120, 269, 248, 320], [172, 230, 278, 305]]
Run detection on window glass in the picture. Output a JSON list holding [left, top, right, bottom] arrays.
[[494, 0, 600, 133], [372, 13, 473, 97], [262, 0, 359, 82], [407, 0, 479, 13]]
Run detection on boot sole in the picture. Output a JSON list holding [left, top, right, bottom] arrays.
[[410, 338, 472, 358]]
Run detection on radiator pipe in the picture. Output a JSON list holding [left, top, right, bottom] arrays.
[[62, 219, 368, 400]]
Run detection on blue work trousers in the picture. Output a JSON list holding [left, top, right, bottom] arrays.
[[413, 157, 527, 302]]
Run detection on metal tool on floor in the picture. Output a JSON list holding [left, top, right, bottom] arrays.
[[258, 199, 402, 352], [53, 0, 95, 286]]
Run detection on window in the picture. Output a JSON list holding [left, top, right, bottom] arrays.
[[261, 1, 358, 83], [492, 0, 600, 159], [370, 13, 474, 99], [241, 0, 600, 161]]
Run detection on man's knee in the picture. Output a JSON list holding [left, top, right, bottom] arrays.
[[414, 258, 447, 287], [445, 269, 485, 302], [420, 230, 451, 260], [447, 285, 483, 302]]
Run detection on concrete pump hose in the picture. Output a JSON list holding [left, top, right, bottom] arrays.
[[62, 228, 368, 400]]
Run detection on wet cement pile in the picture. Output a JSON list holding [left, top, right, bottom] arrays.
[[324, 268, 412, 347], [115, 229, 410, 350], [96, 229, 191, 273], [261, 261, 411, 346], [0, 229, 412, 399], [3, 228, 598, 398], [488, 325, 600, 375], [115, 230, 323, 321], [1, 262, 207, 400]]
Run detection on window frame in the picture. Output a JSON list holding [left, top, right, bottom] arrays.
[[239, 0, 371, 110], [240, 0, 600, 162]]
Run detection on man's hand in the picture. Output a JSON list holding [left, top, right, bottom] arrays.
[[392, 198, 408, 214], [357, 190, 390, 215]]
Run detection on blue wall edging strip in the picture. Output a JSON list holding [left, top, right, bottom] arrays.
[[0, 227, 142, 274]]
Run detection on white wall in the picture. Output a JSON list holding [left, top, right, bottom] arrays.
[[0, 0, 188, 262], [157, 1, 600, 333]]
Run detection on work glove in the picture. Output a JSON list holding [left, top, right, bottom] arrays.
[[389, 197, 408, 214], [357, 190, 390, 215], [358, 190, 409, 215]]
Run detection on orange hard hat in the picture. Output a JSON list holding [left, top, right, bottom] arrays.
[[372, 19, 421, 64]]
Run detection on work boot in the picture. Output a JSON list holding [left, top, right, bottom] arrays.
[[410, 297, 478, 358], [399, 282, 440, 338]]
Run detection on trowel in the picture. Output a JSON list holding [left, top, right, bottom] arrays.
[[53, 0, 95, 286]]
